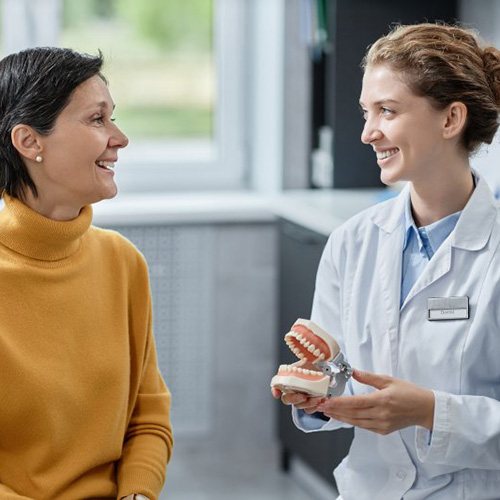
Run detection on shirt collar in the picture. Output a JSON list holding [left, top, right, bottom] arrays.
[[402, 198, 461, 255]]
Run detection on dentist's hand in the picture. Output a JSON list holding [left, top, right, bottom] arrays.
[[271, 387, 325, 414], [316, 370, 435, 435]]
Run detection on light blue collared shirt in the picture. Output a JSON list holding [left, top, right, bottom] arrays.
[[401, 200, 461, 307]]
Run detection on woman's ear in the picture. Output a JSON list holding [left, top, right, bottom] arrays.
[[11, 124, 43, 162], [442, 101, 467, 140]]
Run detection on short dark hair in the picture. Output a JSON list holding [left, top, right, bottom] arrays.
[[0, 47, 104, 199], [362, 23, 500, 153]]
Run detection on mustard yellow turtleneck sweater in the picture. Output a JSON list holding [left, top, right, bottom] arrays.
[[0, 194, 173, 500]]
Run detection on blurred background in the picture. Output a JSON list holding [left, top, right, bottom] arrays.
[[61, 0, 213, 140], [2, 1, 500, 499]]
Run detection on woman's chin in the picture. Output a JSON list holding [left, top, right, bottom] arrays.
[[380, 170, 400, 187], [100, 181, 118, 201], [88, 185, 118, 205], [105, 185, 118, 200], [380, 161, 409, 186]]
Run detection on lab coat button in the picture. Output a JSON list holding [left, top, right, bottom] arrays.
[[396, 470, 407, 480]]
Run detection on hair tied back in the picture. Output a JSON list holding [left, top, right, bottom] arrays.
[[482, 46, 500, 108]]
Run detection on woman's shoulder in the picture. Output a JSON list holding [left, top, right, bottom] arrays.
[[86, 225, 147, 267]]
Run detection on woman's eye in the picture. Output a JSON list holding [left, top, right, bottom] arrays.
[[93, 115, 104, 124], [381, 107, 393, 115], [360, 108, 368, 120]]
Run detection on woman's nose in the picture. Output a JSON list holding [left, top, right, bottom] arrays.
[[110, 124, 129, 149], [361, 119, 382, 145]]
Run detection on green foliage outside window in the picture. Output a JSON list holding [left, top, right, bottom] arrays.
[[62, 0, 213, 140], [115, 0, 212, 52]]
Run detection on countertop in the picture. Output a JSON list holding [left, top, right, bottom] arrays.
[[92, 188, 393, 236], [270, 188, 391, 235]]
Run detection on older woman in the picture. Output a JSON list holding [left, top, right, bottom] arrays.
[[0, 47, 173, 499]]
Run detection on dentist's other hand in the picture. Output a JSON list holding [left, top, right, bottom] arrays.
[[316, 369, 435, 435]]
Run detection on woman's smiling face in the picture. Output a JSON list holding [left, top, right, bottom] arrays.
[[34, 75, 129, 208], [359, 64, 451, 187]]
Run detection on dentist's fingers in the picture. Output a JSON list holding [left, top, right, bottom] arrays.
[[280, 392, 308, 406], [303, 401, 328, 414], [271, 387, 282, 399], [292, 395, 325, 411]]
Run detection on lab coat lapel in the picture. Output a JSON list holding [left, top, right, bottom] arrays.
[[401, 241, 451, 310], [371, 188, 407, 375], [401, 174, 496, 310]]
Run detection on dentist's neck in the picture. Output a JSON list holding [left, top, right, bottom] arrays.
[[410, 158, 474, 227]]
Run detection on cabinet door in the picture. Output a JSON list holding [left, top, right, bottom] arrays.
[[278, 219, 353, 485]]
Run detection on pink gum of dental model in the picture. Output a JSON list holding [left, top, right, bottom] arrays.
[[271, 318, 341, 397]]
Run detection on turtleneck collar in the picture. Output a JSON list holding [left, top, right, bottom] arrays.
[[0, 193, 93, 261]]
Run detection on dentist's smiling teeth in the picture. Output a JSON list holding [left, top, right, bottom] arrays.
[[376, 148, 399, 160]]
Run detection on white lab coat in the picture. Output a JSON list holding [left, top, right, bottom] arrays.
[[293, 174, 500, 499]]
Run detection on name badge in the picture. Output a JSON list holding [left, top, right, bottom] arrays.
[[427, 296, 469, 321]]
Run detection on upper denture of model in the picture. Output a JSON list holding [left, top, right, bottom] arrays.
[[284, 319, 339, 362]]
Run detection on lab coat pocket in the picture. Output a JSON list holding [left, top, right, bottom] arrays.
[[398, 294, 473, 393]]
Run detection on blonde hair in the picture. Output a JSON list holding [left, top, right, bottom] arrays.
[[362, 23, 500, 153]]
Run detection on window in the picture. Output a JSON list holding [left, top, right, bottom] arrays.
[[1, 0, 247, 191]]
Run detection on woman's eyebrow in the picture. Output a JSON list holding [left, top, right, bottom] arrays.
[[89, 101, 116, 110], [359, 98, 400, 107]]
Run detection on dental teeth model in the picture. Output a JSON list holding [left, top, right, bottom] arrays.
[[271, 318, 352, 398]]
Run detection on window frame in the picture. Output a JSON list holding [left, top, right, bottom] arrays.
[[115, 0, 248, 192]]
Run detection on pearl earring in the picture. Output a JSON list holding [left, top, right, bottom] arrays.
[[35, 155, 43, 163]]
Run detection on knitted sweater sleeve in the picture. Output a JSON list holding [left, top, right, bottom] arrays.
[[0, 483, 34, 499], [116, 251, 174, 500]]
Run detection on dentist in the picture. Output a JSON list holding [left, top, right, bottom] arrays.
[[274, 23, 500, 499]]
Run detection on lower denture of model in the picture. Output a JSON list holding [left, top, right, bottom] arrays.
[[271, 318, 340, 397]]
